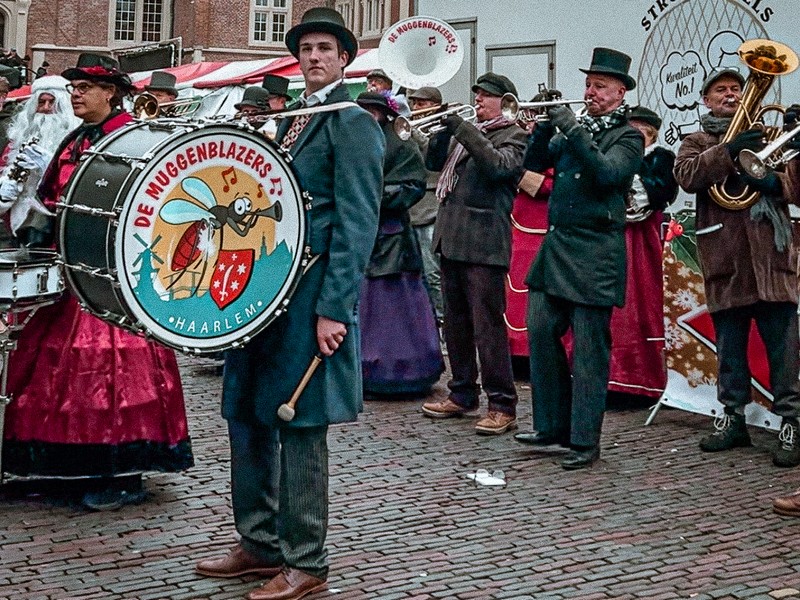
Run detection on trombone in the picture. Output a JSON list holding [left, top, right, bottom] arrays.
[[134, 92, 204, 119], [738, 121, 800, 179], [501, 93, 587, 123], [393, 104, 477, 141]]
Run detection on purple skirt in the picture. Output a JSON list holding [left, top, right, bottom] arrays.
[[360, 272, 444, 396]]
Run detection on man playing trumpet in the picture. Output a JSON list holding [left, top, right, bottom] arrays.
[[674, 68, 800, 468], [517, 48, 644, 469]]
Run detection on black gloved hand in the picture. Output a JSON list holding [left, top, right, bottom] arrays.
[[443, 114, 464, 134], [548, 104, 579, 135], [739, 170, 782, 196], [726, 129, 765, 160], [784, 103, 800, 129]]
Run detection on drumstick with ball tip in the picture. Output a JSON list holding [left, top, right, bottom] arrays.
[[277, 353, 323, 421]]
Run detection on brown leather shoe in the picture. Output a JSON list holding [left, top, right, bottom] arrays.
[[773, 488, 800, 517], [247, 567, 327, 600], [421, 398, 474, 418], [196, 544, 282, 578], [475, 411, 518, 435]]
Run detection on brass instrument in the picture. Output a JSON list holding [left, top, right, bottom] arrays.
[[133, 92, 203, 119], [6, 137, 41, 183], [739, 121, 800, 179], [710, 39, 799, 210], [393, 104, 477, 141], [501, 93, 587, 123], [234, 101, 357, 127]]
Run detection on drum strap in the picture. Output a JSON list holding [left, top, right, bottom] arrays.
[[281, 113, 312, 150]]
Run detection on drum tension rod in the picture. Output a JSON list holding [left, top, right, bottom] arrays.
[[82, 150, 143, 164], [55, 202, 120, 219], [63, 261, 119, 284]]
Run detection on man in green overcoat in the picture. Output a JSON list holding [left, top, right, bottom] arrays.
[[516, 48, 644, 469], [195, 8, 385, 600]]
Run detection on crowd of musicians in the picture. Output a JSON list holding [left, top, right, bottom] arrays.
[[1, 8, 800, 600]]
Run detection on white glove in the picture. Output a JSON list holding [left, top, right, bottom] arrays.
[[19, 143, 51, 172], [0, 177, 20, 203]]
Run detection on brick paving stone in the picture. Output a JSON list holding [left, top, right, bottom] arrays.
[[2, 357, 800, 599]]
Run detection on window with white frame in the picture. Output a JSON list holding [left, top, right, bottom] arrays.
[[362, 0, 384, 36], [251, 0, 290, 45], [335, 1, 354, 32], [112, 0, 165, 43]]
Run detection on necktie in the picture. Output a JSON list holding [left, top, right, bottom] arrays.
[[280, 113, 312, 150]]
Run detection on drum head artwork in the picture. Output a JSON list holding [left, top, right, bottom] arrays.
[[114, 124, 307, 352]]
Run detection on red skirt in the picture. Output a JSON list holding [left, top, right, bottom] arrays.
[[3, 295, 193, 476]]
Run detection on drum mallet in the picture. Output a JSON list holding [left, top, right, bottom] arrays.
[[277, 353, 323, 422]]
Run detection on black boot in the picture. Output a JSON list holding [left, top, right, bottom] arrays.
[[774, 420, 800, 468], [699, 412, 751, 452]]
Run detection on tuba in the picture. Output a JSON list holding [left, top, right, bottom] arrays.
[[378, 16, 464, 90], [710, 39, 799, 210]]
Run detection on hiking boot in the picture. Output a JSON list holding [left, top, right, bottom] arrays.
[[698, 412, 751, 452], [421, 398, 475, 418], [474, 411, 517, 435], [773, 420, 800, 468]]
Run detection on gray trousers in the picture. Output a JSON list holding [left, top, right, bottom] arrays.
[[711, 301, 800, 419], [414, 223, 443, 321], [527, 291, 613, 448], [228, 419, 329, 579]]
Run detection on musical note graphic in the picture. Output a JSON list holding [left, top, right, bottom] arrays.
[[428, 36, 436, 46], [256, 183, 265, 199], [269, 177, 283, 197], [221, 166, 238, 193]]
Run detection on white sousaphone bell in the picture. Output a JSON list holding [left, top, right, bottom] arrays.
[[378, 16, 465, 90]]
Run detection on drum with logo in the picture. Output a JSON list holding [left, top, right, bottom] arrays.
[[57, 120, 309, 354], [0, 248, 63, 307]]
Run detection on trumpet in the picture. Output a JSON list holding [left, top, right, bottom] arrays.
[[134, 92, 203, 119], [738, 121, 800, 179], [393, 104, 477, 141], [501, 93, 587, 123]]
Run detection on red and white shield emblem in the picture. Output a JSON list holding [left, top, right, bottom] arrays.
[[210, 249, 254, 309]]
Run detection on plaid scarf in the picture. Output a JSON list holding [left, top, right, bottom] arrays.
[[436, 116, 513, 202], [577, 103, 629, 135]]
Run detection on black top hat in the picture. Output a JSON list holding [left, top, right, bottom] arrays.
[[628, 105, 662, 130], [580, 47, 636, 90], [146, 71, 178, 96], [471, 72, 517, 98], [286, 7, 358, 66], [261, 74, 292, 100], [356, 91, 399, 117], [62, 52, 134, 92], [235, 86, 270, 110]]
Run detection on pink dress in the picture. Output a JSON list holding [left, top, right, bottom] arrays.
[[3, 112, 193, 476]]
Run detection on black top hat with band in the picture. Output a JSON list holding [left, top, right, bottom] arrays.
[[471, 72, 517, 98], [286, 7, 358, 66], [356, 91, 399, 117], [262, 74, 293, 100], [146, 71, 178, 96], [579, 47, 636, 90], [235, 86, 270, 110], [62, 52, 134, 92], [628, 105, 662, 130]]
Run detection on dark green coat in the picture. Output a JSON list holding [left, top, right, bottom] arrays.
[[222, 84, 385, 428], [524, 121, 644, 307]]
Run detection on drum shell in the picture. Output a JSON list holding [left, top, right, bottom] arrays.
[[0, 248, 63, 306]]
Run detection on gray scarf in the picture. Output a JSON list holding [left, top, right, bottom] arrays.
[[700, 113, 792, 251]]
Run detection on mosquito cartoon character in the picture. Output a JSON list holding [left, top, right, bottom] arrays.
[[158, 176, 282, 295]]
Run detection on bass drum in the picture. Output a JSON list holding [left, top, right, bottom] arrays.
[[58, 119, 309, 354]]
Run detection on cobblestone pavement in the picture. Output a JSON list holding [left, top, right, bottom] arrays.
[[2, 356, 800, 600]]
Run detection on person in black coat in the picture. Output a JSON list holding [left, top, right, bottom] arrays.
[[515, 48, 644, 469], [420, 72, 526, 436]]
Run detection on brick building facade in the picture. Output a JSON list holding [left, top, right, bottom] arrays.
[[0, 0, 412, 79]]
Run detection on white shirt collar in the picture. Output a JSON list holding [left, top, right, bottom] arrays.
[[302, 79, 342, 107]]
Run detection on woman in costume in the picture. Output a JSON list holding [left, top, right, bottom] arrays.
[[2, 53, 193, 510], [356, 92, 444, 397]]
